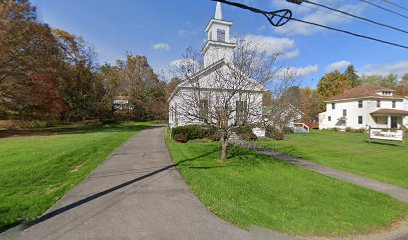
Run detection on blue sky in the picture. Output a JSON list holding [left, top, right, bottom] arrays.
[[31, 0, 408, 87]]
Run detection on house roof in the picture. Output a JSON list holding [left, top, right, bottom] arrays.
[[114, 96, 129, 100], [327, 86, 404, 102], [371, 109, 408, 116]]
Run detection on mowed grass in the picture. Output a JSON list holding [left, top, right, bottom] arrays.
[[0, 122, 151, 231], [165, 130, 408, 237], [256, 130, 408, 189]]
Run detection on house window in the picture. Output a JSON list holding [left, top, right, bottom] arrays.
[[199, 100, 209, 120], [358, 116, 363, 124], [358, 100, 363, 108], [392, 101, 396, 108], [374, 116, 378, 123], [377, 100, 381, 108], [343, 109, 347, 117], [332, 103, 335, 110], [217, 29, 226, 42], [236, 100, 248, 123], [328, 116, 332, 122]]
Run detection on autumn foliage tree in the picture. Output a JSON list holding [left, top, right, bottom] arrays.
[[317, 70, 352, 112], [396, 73, 408, 96], [0, 0, 63, 120]]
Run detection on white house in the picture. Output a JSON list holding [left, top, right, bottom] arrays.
[[168, 3, 267, 130], [319, 86, 408, 130], [113, 96, 131, 111]]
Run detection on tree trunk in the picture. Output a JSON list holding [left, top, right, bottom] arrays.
[[220, 134, 228, 162]]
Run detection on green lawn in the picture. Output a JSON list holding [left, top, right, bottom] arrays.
[[256, 130, 408, 189], [165, 130, 408, 237], [0, 122, 151, 231]]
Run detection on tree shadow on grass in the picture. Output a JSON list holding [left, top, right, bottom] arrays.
[[0, 124, 158, 139], [19, 148, 218, 230]]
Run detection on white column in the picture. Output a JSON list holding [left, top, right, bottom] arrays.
[[387, 115, 391, 128]]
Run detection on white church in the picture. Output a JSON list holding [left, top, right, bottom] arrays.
[[168, 2, 267, 129]]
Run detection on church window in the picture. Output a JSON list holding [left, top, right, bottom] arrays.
[[199, 100, 209, 120], [236, 100, 248, 123]]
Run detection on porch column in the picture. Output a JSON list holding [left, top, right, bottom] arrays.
[[387, 115, 391, 128]]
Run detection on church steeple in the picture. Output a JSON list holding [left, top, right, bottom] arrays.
[[215, 2, 222, 20], [203, 2, 237, 68]]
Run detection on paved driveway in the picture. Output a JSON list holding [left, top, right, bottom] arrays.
[[3, 126, 252, 240]]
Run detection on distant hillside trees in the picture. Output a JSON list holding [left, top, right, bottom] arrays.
[[359, 74, 398, 89]]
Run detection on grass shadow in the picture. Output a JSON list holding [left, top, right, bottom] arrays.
[[364, 140, 405, 147], [0, 123, 157, 139]]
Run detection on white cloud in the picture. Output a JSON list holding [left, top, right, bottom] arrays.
[[153, 43, 170, 51], [325, 60, 351, 72], [291, 65, 319, 76], [170, 58, 198, 68], [244, 34, 299, 59], [359, 61, 408, 77], [273, 1, 366, 35], [282, 49, 300, 60], [276, 65, 319, 78], [178, 29, 198, 37]]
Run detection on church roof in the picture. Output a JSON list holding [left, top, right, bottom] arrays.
[[168, 59, 268, 101]]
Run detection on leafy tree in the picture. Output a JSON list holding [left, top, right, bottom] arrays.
[[299, 87, 313, 119], [52, 29, 108, 121], [0, 0, 63, 120], [102, 53, 168, 120], [360, 74, 398, 89], [396, 73, 408, 96], [317, 70, 351, 112], [344, 65, 361, 87]]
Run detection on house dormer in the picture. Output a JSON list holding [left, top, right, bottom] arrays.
[[203, 2, 237, 68], [376, 89, 395, 97]]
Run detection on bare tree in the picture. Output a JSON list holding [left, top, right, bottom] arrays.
[[171, 39, 282, 161], [262, 69, 302, 140]]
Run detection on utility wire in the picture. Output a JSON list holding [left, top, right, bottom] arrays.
[[301, 0, 408, 34], [213, 0, 408, 50], [358, 0, 408, 19], [380, 0, 408, 12]]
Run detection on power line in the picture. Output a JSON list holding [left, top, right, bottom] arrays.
[[212, 0, 408, 50], [380, 0, 408, 12], [358, 0, 408, 19], [300, 0, 408, 34]]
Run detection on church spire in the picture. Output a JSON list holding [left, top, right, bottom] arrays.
[[215, 2, 222, 20]]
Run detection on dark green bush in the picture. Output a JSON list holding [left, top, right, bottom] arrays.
[[171, 125, 216, 142], [208, 131, 222, 142], [266, 126, 285, 140], [234, 126, 252, 134], [173, 133, 188, 143], [239, 132, 258, 141]]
